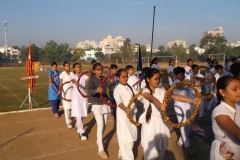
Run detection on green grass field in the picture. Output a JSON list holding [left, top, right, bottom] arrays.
[[0, 62, 206, 112]]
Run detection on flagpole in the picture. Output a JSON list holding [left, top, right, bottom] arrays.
[[150, 6, 156, 63]]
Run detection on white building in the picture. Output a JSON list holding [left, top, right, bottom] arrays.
[[76, 40, 99, 49], [102, 46, 119, 56], [167, 39, 187, 49], [194, 47, 205, 54], [203, 26, 224, 37], [0, 47, 20, 58], [99, 35, 125, 48], [228, 41, 240, 47], [83, 50, 97, 60]]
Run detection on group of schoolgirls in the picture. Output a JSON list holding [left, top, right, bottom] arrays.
[[47, 58, 240, 160]]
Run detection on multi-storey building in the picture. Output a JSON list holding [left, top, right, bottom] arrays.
[[99, 35, 125, 48], [167, 39, 187, 49], [76, 40, 99, 49], [203, 26, 224, 37]]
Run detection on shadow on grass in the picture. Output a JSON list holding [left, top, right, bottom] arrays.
[[0, 129, 35, 148]]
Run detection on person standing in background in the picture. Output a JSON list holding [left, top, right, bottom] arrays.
[[48, 62, 61, 118]]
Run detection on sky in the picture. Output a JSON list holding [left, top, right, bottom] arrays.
[[0, 0, 240, 48]]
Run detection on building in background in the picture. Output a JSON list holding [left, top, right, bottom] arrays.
[[0, 46, 20, 59], [101, 46, 119, 56], [228, 41, 240, 47], [76, 40, 99, 49], [99, 35, 125, 48], [203, 26, 224, 37], [194, 47, 205, 54], [167, 39, 187, 49], [83, 50, 97, 60]]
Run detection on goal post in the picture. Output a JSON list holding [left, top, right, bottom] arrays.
[[142, 55, 178, 68], [209, 53, 226, 65]]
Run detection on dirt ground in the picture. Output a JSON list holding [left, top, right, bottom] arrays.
[[0, 101, 213, 160]]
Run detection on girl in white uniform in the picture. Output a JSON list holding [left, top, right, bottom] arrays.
[[207, 65, 224, 111], [210, 76, 240, 160], [172, 67, 202, 156], [205, 58, 212, 94], [206, 59, 218, 96], [59, 62, 74, 129], [88, 63, 111, 159], [114, 69, 141, 160], [140, 68, 201, 159], [184, 59, 193, 81], [167, 59, 175, 86], [150, 57, 162, 86], [70, 63, 88, 140]]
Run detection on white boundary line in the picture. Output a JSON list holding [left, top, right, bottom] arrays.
[[0, 103, 92, 115]]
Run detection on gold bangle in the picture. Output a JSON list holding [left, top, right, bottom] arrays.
[[162, 80, 201, 128], [193, 65, 215, 99]]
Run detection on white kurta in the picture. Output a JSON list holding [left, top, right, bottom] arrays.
[[127, 75, 139, 90], [139, 87, 169, 159], [59, 71, 74, 109], [173, 79, 192, 147], [210, 101, 240, 160], [114, 84, 138, 143], [71, 74, 88, 118], [184, 66, 192, 81], [167, 65, 174, 86], [151, 64, 160, 71]]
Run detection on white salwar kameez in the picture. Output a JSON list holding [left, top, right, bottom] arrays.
[[71, 74, 88, 134], [173, 79, 192, 148], [59, 71, 74, 124], [210, 101, 240, 160], [167, 65, 175, 86], [139, 87, 170, 160], [114, 84, 138, 160]]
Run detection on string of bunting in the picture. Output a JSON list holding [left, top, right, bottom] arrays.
[[51, 74, 60, 93], [59, 81, 72, 102], [193, 65, 215, 99], [77, 70, 93, 98], [161, 80, 201, 128], [99, 73, 117, 107]]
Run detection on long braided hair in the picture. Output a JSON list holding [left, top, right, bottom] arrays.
[[145, 68, 161, 123]]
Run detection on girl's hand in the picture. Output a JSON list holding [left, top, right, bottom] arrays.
[[125, 107, 131, 115], [191, 77, 196, 83], [193, 98, 201, 105], [96, 87, 102, 93], [58, 90, 61, 95], [160, 103, 166, 112], [220, 141, 235, 160], [74, 81, 79, 86]]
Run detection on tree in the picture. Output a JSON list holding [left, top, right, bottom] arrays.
[[200, 34, 227, 54], [95, 52, 105, 61], [72, 48, 85, 62], [170, 43, 188, 62], [57, 43, 72, 62], [119, 38, 133, 64], [42, 40, 59, 63], [188, 44, 199, 61], [158, 45, 165, 52]]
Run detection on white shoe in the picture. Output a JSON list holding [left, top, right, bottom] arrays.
[[68, 118, 72, 123], [66, 123, 72, 129], [79, 133, 87, 140]]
